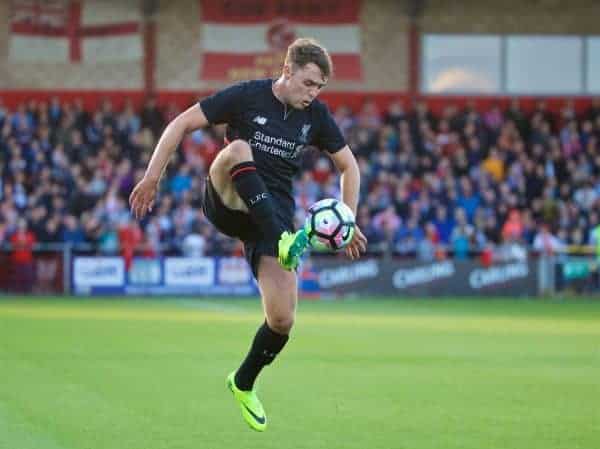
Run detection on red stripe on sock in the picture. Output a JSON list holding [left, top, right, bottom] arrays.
[[230, 166, 256, 179]]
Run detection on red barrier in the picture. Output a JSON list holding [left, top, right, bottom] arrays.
[[0, 251, 64, 295], [0, 89, 595, 115]]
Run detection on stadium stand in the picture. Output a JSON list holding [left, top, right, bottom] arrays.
[[2, 95, 600, 264]]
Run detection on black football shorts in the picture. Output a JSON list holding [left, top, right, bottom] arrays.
[[202, 177, 288, 279]]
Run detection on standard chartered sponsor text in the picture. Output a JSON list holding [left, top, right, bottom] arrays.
[[250, 131, 300, 159]]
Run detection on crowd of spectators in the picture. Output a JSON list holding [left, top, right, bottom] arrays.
[[1, 94, 600, 264]]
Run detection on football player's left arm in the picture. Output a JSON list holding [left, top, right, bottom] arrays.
[[328, 146, 368, 260]]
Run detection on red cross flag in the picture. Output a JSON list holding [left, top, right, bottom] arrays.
[[9, 0, 142, 63], [199, 0, 363, 82]]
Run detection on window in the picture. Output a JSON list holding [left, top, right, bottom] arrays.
[[422, 33, 595, 95], [506, 36, 582, 94], [422, 35, 501, 94], [587, 37, 600, 93]]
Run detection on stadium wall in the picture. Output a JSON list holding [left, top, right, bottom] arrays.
[[0, 89, 593, 119], [0, 1, 8, 88], [0, 0, 408, 92], [421, 0, 600, 34], [0, 0, 143, 90], [0, 0, 597, 111]]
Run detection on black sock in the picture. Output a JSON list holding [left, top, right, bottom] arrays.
[[235, 321, 289, 391], [230, 162, 284, 238]]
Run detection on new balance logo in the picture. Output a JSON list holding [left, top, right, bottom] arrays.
[[253, 116, 267, 125]]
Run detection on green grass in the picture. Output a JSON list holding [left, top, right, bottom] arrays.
[[0, 297, 599, 449]]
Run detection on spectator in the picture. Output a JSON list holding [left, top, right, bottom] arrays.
[[182, 222, 207, 257], [417, 222, 440, 261], [533, 224, 565, 255], [140, 96, 165, 138], [433, 205, 454, 244], [170, 163, 193, 200], [502, 209, 524, 242], [394, 216, 424, 255], [61, 215, 86, 246], [97, 222, 119, 254], [481, 147, 504, 182], [451, 223, 471, 260], [0, 96, 598, 260], [373, 205, 401, 244], [10, 218, 36, 293], [118, 218, 143, 270], [456, 178, 480, 223]]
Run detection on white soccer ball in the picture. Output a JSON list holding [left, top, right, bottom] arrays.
[[304, 199, 355, 252]]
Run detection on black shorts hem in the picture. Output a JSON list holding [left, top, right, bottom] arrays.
[[202, 177, 280, 279]]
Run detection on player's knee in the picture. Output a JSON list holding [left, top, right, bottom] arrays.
[[209, 139, 254, 182], [267, 314, 295, 335], [225, 139, 253, 165]]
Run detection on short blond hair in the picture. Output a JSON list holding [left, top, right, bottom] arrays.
[[284, 38, 332, 78]]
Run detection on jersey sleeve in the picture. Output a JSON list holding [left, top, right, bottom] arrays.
[[198, 81, 247, 125], [313, 103, 346, 153]]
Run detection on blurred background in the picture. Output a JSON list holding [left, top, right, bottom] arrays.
[[1, 0, 600, 298], [2, 3, 600, 449]]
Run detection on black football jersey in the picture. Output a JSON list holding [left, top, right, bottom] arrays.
[[199, 78, 346, 224]]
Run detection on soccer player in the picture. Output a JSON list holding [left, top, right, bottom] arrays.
[[129, 38, 367, 431]]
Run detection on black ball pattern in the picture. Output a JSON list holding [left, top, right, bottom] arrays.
[[308, 200, 355, 251]]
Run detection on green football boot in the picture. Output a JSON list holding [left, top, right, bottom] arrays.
[[277, 229, 309, 271], [226, 372, 267, 432]]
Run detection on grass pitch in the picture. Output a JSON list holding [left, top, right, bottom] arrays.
[[0, 297, 599, 449]]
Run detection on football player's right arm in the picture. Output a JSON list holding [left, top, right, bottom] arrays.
[[144, 104, 209, 182], [129, 104, 208, 219]]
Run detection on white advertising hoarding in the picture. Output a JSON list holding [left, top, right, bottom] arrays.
[[73, 257, 125, 288], [164, 258, 215, 287]]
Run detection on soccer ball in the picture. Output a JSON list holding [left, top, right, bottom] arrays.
[[304, 199, 355, 252]]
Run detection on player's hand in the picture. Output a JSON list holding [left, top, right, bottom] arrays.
[[345, 225, 367, 260], [129, 176, 158, 219]]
